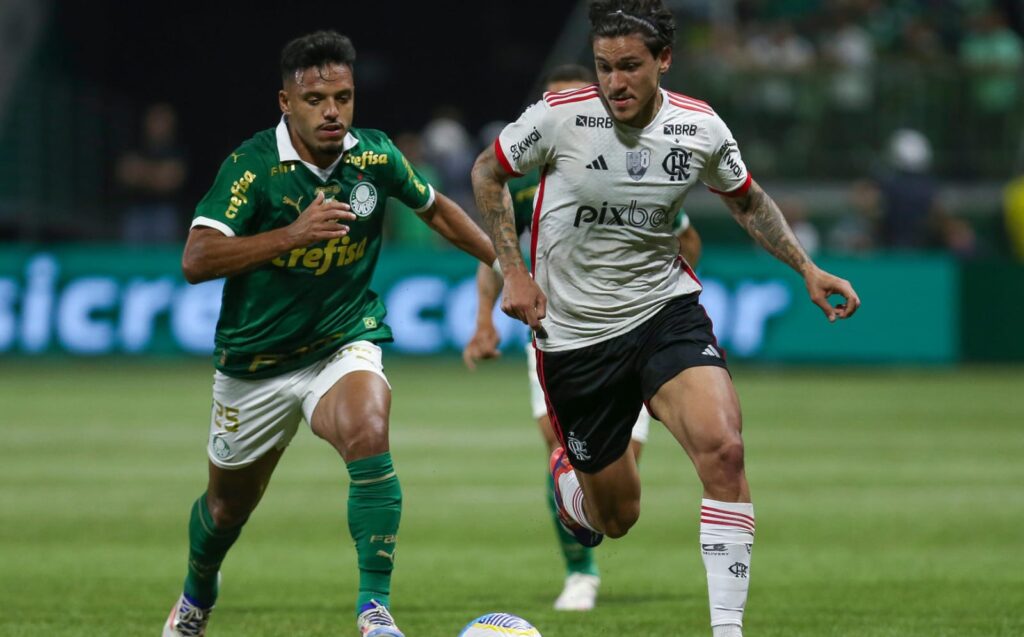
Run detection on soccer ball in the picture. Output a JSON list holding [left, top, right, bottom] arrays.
[[458, 612, 542, 637]]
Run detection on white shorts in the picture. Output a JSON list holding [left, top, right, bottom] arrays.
[[525, 342, 651, 443], [206, 340, 390, 468]]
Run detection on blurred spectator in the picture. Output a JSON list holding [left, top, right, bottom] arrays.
[[958, 7, 1024, 173], [421, 105, 476, 216], [384, 131, 447, 249], [114, 102, 187, 243], [818, 7, 876, 168], [744, 21, 816, 110], [821, 7, 875, 112], [900, 16, 947, 64], [828, 180, 879, 254], [779, 195, 821, 255], [1004, 170, 1024, 260], [742, 22, 816, 167], [867, 128, 976, 256]]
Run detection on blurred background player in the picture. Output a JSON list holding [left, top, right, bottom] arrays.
[[472, 2, 859, 636], [462, 63, 702, 612], [162, 31, 495, 637]]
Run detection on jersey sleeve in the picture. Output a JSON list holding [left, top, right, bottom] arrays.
[[192, 150, 265, 236], [699, 115, 752, 197], [385, 137, 436, 213], [494, 100, 556, 177]]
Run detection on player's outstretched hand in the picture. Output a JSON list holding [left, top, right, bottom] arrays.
[[502, 269, 549, 338], [286, 191, 357, 247], [804, 266, 860, 323], [462, 322, 501, 370]]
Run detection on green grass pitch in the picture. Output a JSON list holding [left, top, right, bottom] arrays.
[[1, 359, 1022, 636]]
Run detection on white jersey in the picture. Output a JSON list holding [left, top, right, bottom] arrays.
[[495, 84, 751, 351]]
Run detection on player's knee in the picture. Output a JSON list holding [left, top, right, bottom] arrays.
[[206, 494, 254, 529], [598, 501, 640, 539], [324, 412, 389, 460], [699, 436, 746, 487]]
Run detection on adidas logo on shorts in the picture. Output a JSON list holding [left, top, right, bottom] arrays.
[[701, 345, 721, 358]]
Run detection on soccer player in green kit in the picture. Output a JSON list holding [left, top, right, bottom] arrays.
[[161, 31, 496, 637], [463, 64, 702, 611]]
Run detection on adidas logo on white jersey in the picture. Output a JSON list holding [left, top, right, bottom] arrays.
[[585, 155, 609, 170], [702, 345, 721, 358]]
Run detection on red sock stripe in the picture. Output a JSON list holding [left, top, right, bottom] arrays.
[[700, 514, 755, 533], [572, 489, 588, 525], [701, 505, 755, 524]]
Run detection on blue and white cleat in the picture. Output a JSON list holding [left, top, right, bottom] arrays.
[[162, 593, 213, 637], [550, 447, 603, 548], [357, 600, 405, 637]]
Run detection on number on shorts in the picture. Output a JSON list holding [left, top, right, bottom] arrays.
[[213, 400, 240, 432]]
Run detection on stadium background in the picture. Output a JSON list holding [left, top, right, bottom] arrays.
[[1, 1, 1022, 636]]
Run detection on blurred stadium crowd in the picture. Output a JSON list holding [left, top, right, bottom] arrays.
[[1, 0, 1022, 260]]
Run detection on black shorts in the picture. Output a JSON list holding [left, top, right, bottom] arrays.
[[536, 293, 728, 474]]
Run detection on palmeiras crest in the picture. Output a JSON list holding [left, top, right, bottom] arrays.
[[626, 148, 651, 181]]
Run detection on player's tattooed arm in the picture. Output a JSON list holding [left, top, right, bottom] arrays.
[[471, 145, 527, 274], [721, 179, 810, 275], [721, 178, 862, 322], [471, 145, 548, 335]]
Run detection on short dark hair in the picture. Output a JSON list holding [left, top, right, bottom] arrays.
[[588, 0, 675, 56], [280, 31, 357, 83], [545, 64, 596, 86]]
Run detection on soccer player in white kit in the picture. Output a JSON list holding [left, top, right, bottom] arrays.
[[470, 2, 860, 636], [464, 63, 702, 612]]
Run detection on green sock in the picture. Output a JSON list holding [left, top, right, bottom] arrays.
[[347, 452, 402, 615], [183, 493, 244, 608], [547, 472, 598, 577]]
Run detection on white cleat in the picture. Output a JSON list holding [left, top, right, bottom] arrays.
[[357, 599, 405, 637], [553, 573, 600, 611], [162, 594, 213, 637]]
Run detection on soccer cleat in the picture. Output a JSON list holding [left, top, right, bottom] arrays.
[[162, 594, 213, 637], [550, 447, 603, 548], [357, 600, 405, 637], [553, 572, 600, 611]]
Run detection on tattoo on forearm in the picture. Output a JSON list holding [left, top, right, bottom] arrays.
[[474, 162, 525, 271], [731, 186, 809, 273]]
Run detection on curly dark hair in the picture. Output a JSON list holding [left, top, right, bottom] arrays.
[[588, 0, 676, 55], [280, 31, 357, 83]]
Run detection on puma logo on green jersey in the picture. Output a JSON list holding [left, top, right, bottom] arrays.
[[282, 195, 304, 215]]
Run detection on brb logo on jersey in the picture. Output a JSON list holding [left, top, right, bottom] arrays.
[[573, 200, 669, 229], [575, 114, 613, 128], [509, 127, 542, 162]]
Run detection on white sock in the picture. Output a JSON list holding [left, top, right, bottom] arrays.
[[700, 499, 754, 629], [556, 466, 599, 532]]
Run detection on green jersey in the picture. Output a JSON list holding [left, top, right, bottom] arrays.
[[192, 119, 434, 379], [508, 171, 540, 237]]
